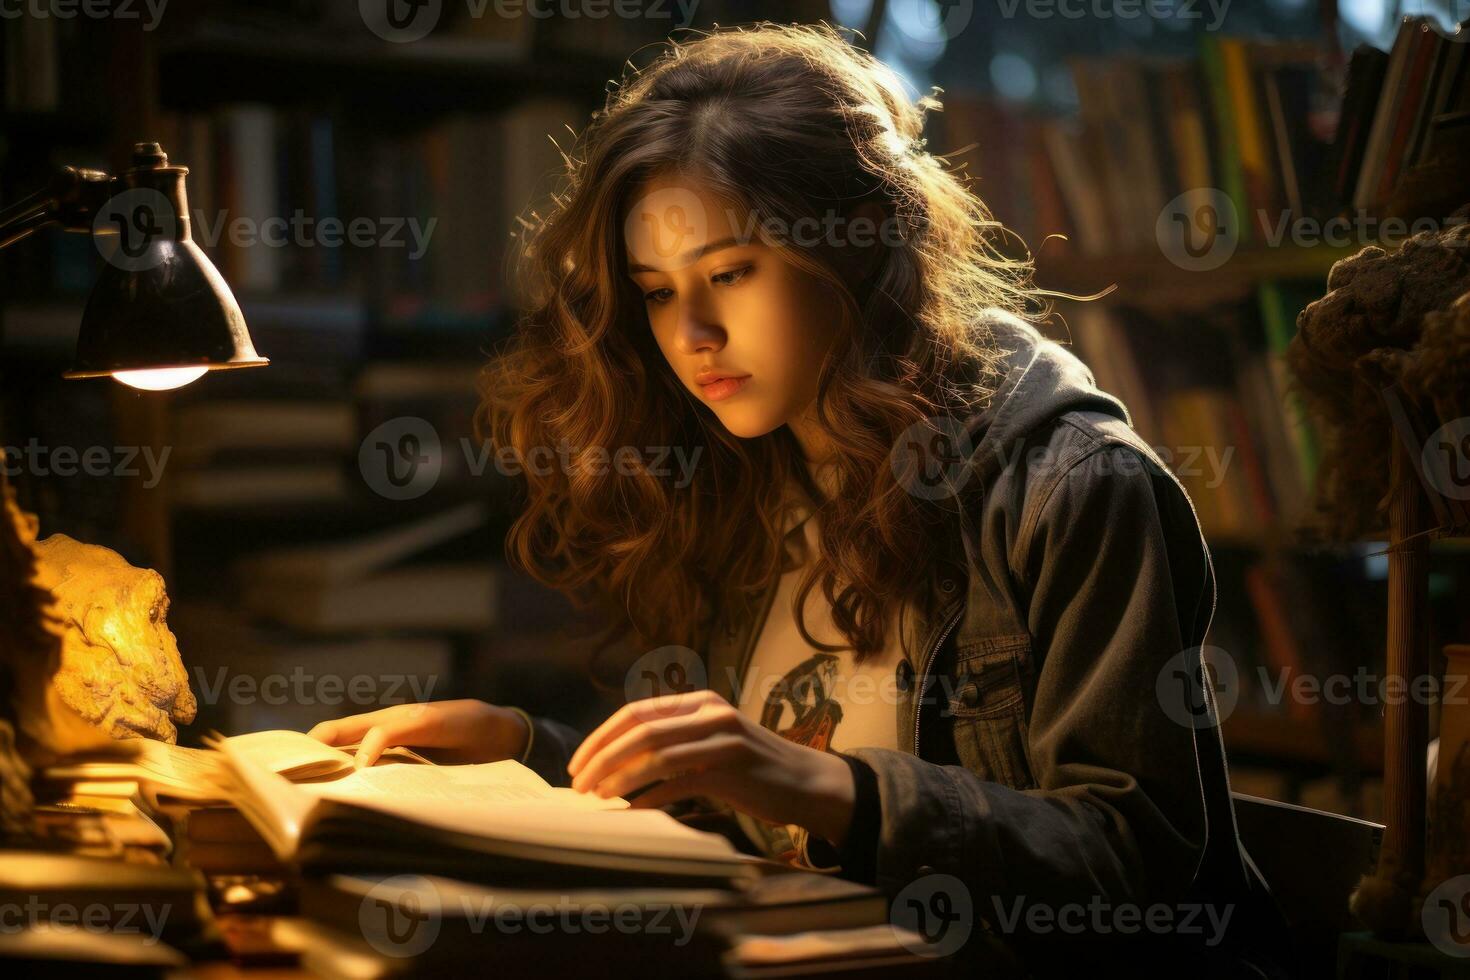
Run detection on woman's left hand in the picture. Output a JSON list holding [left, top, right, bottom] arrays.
[[567, 689, 856, 846]]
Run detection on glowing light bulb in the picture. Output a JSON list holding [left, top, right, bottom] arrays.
[[111, 367, 209, 391]]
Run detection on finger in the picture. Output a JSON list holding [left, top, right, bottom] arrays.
[[354, 723, 410, 769], [308, 707, 403, 746], [592, 732, 748, 801], [571, 704, 738, 794], [568, 692, 704, 776], [568, 690, 714, 776], [626, 771, 716, 810]]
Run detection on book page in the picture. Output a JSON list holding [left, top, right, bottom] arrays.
[[210, 735, 317, 858], [308, 759, 627, 809], [325, 793, 746, 863], [309, 762, 742, 863], [213, 746, 743, 865], [48, 730, 430, 802], [222, 730, 354, 779]]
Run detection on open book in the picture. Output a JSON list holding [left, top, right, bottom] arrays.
[[211, 734, 757, 888], [44, 729, 434, 805]]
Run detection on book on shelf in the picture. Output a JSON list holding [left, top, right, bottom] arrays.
[[1006, 18, 1463, 259], [230, 500, 495, 633], [235, 499, 487, 585], [151, 93, 583, 316], [172, 400, 357, 461], [240, 562, 497, 634], [1065, 290, 1320, 543], [169, 463, 350, 510], [1331, 44, 1392, 206], [1350, 17, 1466, 212]]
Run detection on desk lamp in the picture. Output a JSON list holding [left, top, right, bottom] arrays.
[[0, 141, 268, 389]]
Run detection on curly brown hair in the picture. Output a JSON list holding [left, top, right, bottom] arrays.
[[478, 22, 1042, 663]]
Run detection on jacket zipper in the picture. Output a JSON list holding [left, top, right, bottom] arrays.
[[912, 603, 965, 755]]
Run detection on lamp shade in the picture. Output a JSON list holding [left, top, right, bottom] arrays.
[[63, 143, 267, 382]]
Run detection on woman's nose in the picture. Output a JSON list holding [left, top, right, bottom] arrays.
[[673, 305, 725, 355]]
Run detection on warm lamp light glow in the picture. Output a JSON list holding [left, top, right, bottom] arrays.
[[111, 366, 209, 391]]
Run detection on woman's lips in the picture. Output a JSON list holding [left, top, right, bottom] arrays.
[[697, 375, 750, 402]]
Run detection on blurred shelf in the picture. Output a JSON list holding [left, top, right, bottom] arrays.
[[156, 35, 617, 114], [1223, 710, 1383, 771], [0, 109, 112, 144], [1037, 245, 1359, 310], [0, 302, 81, 352]]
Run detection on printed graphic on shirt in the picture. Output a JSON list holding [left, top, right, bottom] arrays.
[[759, 653, 843, 751]]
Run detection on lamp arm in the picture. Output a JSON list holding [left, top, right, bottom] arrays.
[[0, 166, 117, 250]]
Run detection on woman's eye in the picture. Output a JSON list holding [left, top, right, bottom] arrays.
[[644, 288, 673, 305], [712, 265, 751, 286]]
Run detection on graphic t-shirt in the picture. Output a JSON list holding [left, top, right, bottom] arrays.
[[733, 488, 919, 866]]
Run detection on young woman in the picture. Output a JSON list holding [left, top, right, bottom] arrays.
[[312, 23, 1283, 974]]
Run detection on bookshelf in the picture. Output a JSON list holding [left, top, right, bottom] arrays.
[[943, 13, 1470, 819], [1038, 244, 1358, 311]]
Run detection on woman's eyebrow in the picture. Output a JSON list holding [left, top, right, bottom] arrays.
[[627, 236, 743, 274]]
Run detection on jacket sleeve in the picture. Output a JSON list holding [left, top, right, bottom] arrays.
[[849, 444, 1217, 915], [521, 715, 586, 788]]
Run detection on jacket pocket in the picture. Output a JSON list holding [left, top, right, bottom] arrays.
[[945, 634, 1036, 789]]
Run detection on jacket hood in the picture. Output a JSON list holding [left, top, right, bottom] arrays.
[[964, 310, 1131, 484]]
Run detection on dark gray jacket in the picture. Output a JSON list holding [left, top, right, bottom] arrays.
[[522, 312, 1279, 971]]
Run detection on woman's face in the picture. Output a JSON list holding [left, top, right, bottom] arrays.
[[624, 176, 841, 441]]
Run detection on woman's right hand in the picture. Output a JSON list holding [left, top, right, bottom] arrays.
[[307, 699, 529, 768]]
